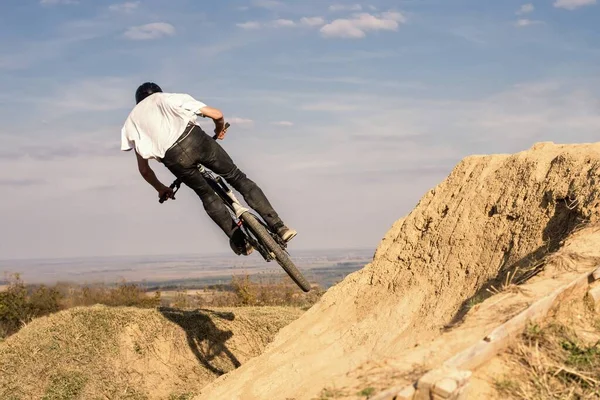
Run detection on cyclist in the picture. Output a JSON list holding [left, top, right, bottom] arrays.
[[120, 82, 297, 256]]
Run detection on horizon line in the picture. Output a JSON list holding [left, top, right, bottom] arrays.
[[0, 246, 376, 264]]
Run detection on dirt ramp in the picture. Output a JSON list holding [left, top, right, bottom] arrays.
[[0, 305, 301, 399], [197, 142, 600, 400]]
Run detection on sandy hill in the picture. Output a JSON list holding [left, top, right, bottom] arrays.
[[0, 305, 302, 399], [196, 142, 600, 400]]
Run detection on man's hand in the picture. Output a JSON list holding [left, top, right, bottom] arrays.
[[214, 124, 228, 140], [158, 185, 174, 201]]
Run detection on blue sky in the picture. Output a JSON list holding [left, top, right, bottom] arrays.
[[0, 0, 599, 260]]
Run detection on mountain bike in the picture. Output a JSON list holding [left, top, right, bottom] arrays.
[[159, 122, 311, 293]]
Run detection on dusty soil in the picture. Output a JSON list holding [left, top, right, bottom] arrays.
[[0, 305, 302, 399], [197, 142, 600, 400], [311, 226, 600, 399]]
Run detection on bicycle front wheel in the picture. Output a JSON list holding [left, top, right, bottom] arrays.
[[241, 212, 311, 292]]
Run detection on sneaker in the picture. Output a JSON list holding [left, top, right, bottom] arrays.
[[276, 225, 298, 243], [230, 228, 254, 256]]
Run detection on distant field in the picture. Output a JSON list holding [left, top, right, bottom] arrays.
[[140, 260, 367, 291], [0, 248, 372, 289]]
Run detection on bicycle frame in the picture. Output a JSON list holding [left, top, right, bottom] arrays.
[[162, 164, 289, 262], [160, 165, 248, 217], [198, 165, 249, 219]]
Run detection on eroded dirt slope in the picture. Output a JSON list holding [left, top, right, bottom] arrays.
[[197, 142, 600, 400]]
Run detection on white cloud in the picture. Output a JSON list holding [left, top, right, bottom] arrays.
[[300, 17, 326, 27], [381, 11, 407, 23], [40, 0, 78, 4], [124, 23, 175, 40], [515, 18, 543, 27], [516, 3, 534, 14], [329, 4, 362, 12], [320, 11, 406, 39], [237, 19, 303, 29], [554, 0, 597, 9], [109, 1, 140, 12], [269, 19, 296, 28], [237, 21, 261, 29], [272, 121, 294, 127]]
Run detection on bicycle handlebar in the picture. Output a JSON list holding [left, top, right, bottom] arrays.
[[159, 121, 230, 204], [212, 121, 230, 140]]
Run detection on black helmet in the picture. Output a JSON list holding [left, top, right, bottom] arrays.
[[135, 82, 162, 104]]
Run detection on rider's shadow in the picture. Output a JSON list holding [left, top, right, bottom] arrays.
[[159, 307, 241, 375]]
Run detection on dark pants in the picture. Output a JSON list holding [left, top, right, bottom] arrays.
[[161, 124, 283, 238]]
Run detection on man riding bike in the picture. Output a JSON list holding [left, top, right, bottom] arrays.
[[120, 82, 297, 256]]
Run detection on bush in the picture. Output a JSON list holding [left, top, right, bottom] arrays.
[[156, 275, 325, 309], [65, 281, 161, 309], [0, 277, 161, 339], [231, 275, 258, 306], [0, 274, 62, 338], [230, 274, 324, 308]]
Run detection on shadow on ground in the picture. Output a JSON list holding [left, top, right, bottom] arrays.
[[159, 307, 241, 375]]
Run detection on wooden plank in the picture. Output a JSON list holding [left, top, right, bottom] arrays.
[[370, 266, 600, 399], [370, 384, 415, 400], [444, 266, 600, 370]]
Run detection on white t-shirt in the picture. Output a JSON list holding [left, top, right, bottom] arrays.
[[120, 92, 207, 159]]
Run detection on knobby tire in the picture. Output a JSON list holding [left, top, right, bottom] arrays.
[[241, 212, 311, 292]]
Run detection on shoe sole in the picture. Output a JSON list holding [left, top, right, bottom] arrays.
[[281, 231, 297, 243]]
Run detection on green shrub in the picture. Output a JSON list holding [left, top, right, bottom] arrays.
[[0, 276, 160, 338], [0, 274, 62, 338]]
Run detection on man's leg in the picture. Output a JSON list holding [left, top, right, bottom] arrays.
[[193, 130, 296, 241], [161, 145, 253, 255]]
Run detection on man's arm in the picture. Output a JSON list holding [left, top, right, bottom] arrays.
[[199, 106, 227, 140], [135, 151, 173, 199]]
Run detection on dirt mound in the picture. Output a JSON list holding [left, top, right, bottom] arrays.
[[196, 142, 600, 400], [0, 305, 302, 399]]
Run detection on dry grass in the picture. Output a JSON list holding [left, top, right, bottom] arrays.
[[514, 250, 600, 287], [486, 267, 524, 296], [0, 305, 303, 399], [494, 299, 600, 399], [229, 274, 324, 308], [1, 273, 324, 339], [160, 274, 324, 310], [0, 274, 315, 398]]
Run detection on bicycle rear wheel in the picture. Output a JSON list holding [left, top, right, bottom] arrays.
[[241, 212, 311, 292]]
